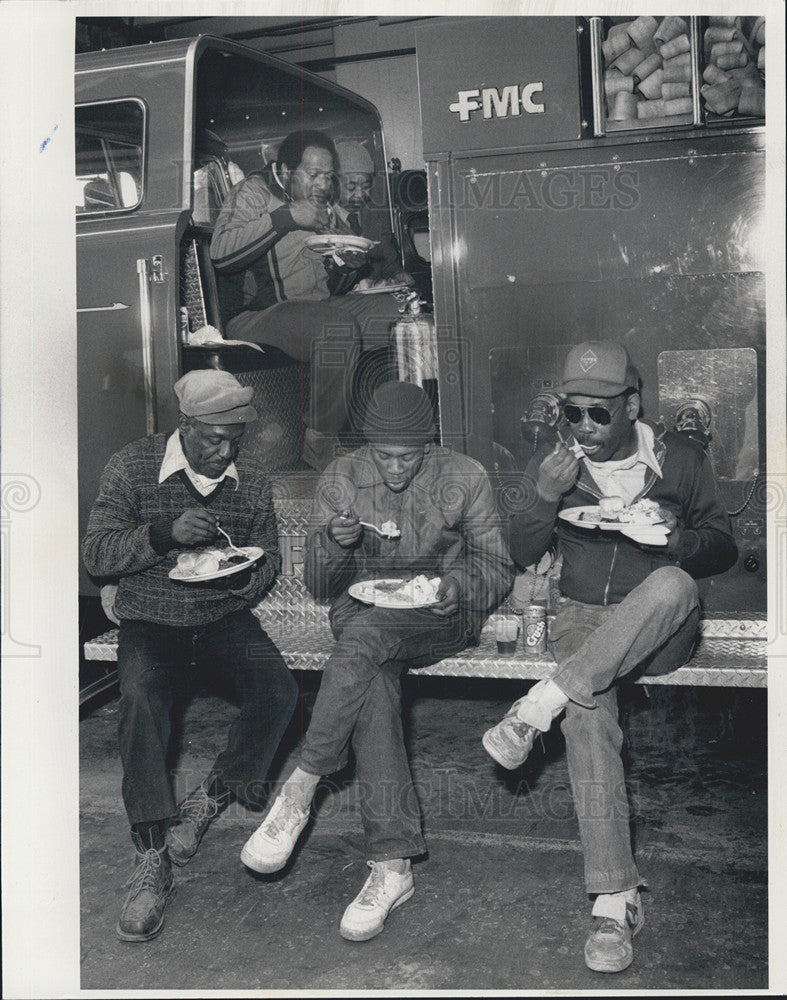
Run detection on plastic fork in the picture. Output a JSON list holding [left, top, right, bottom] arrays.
[[216, 521, 245, 555]]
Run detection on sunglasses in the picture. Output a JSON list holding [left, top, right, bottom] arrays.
[[563, 401, 624, 426]]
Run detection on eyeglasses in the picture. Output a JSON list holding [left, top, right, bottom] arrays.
[[563, 401, 622, 426]]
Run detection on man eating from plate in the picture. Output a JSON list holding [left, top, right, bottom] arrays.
[[328, 140, 414, 295], [82, 369, 297, 944], [483, 341, 737, 974], [211, 128, 409, 472], [240, 380, 513, 942]]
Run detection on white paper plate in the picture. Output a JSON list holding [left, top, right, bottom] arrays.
[[169, 546, 264, 583], [559, 506, 665, 530], [348, 578, 439, 609], [303, 234, 376, 256], [350, 282, 410, 295]]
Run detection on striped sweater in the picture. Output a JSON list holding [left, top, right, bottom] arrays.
[[82, 434, 281, 627], [210, 173, 331, 320]]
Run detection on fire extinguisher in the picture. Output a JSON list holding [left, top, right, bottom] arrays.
[[393, 291, 437, 387]]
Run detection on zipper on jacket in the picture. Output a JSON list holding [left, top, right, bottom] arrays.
[[603, 540, 619, 606]]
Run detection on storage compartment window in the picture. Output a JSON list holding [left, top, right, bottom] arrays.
[[700, 16, 765, 122], [75, 99, 145, 214], [600, 15, 695, 131]]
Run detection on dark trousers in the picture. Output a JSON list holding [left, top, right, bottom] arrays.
[[117, 609, 298, 825], [298, 593, 471, 860], [226, 292, 403, 433]]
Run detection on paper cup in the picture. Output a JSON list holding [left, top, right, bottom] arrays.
[[654, 15, 687, 45], [663, 55, 692, 83], [703, 64, 730, 85], [602, 31, 631, 63], [637, 99, 665, 119], [716, 51, 748, 70], [611, 46, 646, 76], [610, 90, 639, 120], [662, 97, 693, 116], [662, 81, 691, 100], [633, 52, 662, 82], [659, 33, 690, 60], [711, 40, 744, 59], [637, 68, 664, 100], [702, 80, 743, 114], [737, 84, 765, 117], [605, 69, 635, 98], [626, 15, 658, 48]]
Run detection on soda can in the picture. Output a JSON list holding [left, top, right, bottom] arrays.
[[523, 605, 548, 655]]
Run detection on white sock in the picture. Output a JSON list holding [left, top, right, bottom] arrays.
[[377, 858, 409, 874], [513, 678, 569, 731], [592, 887, 639, 921], [281, 766, 320, 809]]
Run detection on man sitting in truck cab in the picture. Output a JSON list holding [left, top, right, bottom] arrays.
[[239, 380, 514, 942], [328, 140, 413, 295], [81, 370, 298, 943], [482, 342, 737, 974], [210, 129, 409, 473]]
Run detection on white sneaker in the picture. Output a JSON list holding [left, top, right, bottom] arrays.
[[240, 795, 310, 874], [339, 861, 415, 942]]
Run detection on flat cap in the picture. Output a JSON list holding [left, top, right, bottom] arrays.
[[173, 370, 257, 424]]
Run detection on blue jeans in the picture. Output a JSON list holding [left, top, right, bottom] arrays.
[[298, 592, 470, 860], [117, 609, 298, 824], [548, 567, 700, 894]]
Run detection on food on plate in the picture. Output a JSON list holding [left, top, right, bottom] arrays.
[[389, 575, 441, 604], [578, 498, 663, 524], [599, 496, 625, 518], [380, 520, 401, 537], [175, 548, 250, 577]]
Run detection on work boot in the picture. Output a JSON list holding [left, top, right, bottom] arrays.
[[240, 793, 310, 873], [116, 838, 175, 943], [340, 860, 415, 942], [584, 888, 645, 973], [166, 782, 227, 866], [482, 709, 539, 769]]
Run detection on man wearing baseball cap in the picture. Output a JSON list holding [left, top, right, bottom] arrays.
[[82, 369, 297, 943], [483, 341, 737, 973], [240, 381, 514, 942]]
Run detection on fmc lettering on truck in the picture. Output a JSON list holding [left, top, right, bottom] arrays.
[[449, 83, 545, 123]]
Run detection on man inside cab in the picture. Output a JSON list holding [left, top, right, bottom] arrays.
[[239, 380, 514, 942], [211, 129, 409, 472], [330, 139, 413, 294], [82, 369, 298, 943], [483, 342, 737, 974]]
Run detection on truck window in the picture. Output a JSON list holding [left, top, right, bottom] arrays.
[[75, 99, 145, 214]]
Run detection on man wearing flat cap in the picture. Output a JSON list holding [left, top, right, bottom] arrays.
[[82, 369, 298, 943], [239, 380, 513, 942], [483, 342, 737, 973]]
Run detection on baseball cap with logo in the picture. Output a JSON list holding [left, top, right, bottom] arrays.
[[555, 342, 640, 398]]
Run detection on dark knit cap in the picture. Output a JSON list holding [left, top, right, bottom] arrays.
[[362, 381, 436, 446]]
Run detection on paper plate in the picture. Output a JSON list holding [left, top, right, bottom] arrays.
[[169, 547, 264, 583], [559, 506, 665, 530], [350, 282, 411, 295], [348, 578, 439, 609], [303, 234, 376, 256]]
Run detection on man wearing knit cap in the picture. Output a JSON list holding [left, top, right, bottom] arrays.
[[241, 381, 514, 942], [82, 369, 298, 943], [483, 341, 737, 973], [331, 140, 413, 293]]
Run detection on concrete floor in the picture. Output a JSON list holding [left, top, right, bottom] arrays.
[[79, 676, 768, 991]]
